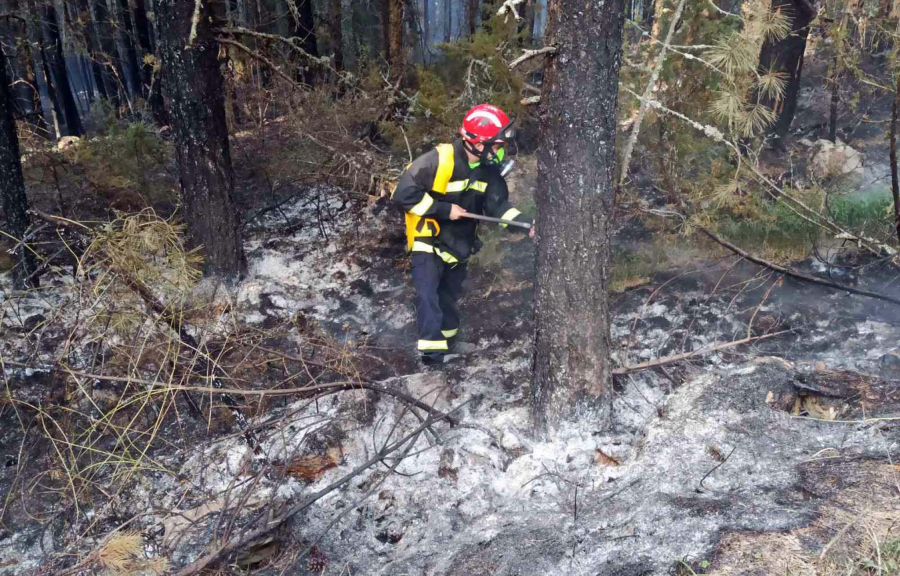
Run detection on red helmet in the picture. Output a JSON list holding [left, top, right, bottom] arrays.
[[459, 104, 515, 145]]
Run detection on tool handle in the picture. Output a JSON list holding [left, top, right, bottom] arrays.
[[459, 213, 531, 229]]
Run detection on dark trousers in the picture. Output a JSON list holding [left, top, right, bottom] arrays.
[[411, 252, 467, 356]]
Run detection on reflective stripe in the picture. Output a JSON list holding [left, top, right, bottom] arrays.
[[409, 193, 434, 216], [468, 181, 488, 192], [433, 144, 455, 193], [412, 240, 435, 253], [445, 180, 470, 192], [418, 339, 448, 351], [442, 328, 459, 338], [411, 241, 459, 264], [499, 208, 522, 228], [434, 247, 459, 264]]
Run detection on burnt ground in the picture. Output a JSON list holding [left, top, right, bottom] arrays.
[[2, 170, 900, 575]]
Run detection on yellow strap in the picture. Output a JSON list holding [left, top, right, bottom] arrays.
[[442, 328, 459, 338], [434, 247, 459, 264], [418, 339, 448, 351], [445, 180, 469, 193], [432, 144, 455, 194], [468, 181, 488, 192], [409, 193, 434, 216], [499, 208, 522, 228], [412, 240, 434, 253], [411, 241, 459, 264]]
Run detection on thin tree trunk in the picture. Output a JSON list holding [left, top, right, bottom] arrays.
[[890, 77, 900, 244], [389, 0, 405, 85], [39, 47, 63, 139], [115, 0, 144, 97], [10, 0, 49, 137], [829, 55, 840, 142], [382, 0, 392, 62], [93, 0, 125, 112], [290, 0, 320, 84], [757, 0, 815, 148], [466, 0, 477, 35], [332, 0, 343, 71], [75, 0, 110, 101], [132, 0, 167, 123], [444, 0, 451, 42], [423, 0, 430, 56], [341, 0, 353, 70], [156, 0, 246, 277], [1, 44, 37, 286], [43, 3, 84, 136], [532, 0, 623, 432]]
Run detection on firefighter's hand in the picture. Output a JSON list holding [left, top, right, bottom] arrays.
[[529, 226, 535, 239], [449, 204, 468, 220]]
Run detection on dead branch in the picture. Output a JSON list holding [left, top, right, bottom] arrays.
[[217, 37, 304, 91], [497, 0, 527, 22], [700, 227, 900, 307], [509, 46, 557, 70], [612, 330, 791, 375], [521, 95, 541, 106], [168, 399, 470, 576]]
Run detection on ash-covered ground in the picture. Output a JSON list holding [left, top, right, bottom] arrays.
[[2, 176, 899, 575]]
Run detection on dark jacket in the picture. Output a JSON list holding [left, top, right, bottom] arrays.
[[391, 140, 531, 262]]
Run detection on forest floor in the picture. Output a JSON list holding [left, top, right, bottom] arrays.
[[2, 142, 900, 575]]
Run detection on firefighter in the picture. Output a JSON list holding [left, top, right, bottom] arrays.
[[391, 104, 534, 366]]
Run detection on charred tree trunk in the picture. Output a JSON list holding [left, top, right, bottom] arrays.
[[382, 0, 392, 63], [466, 0, 477, 36], [332, 0, 343, 71], [444, 0, 451, 42], [756, 0, 815, 148], [10, 0, 49, 137], [290, 0, 320, 84], [388, 0, 405, 85], [115, 0, 144, 97], [39, 47, 63, 139], [532, 0, 623, 432], [890, 78, 900, 244], [94, 0, 125, 112], [133, 0, 167, 123], [43, 4, 84, 136], [156, 0, 245, 278], [0, 43, 37, 287], [75, 0, 110, 100], [828, 55, 840, 142], [423, 0, 430, 54]]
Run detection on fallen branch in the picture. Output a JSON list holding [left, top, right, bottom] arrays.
[[169, 399, 469, 576], [509, 46, 557, 70], [700, 227, 900, 307], [612, 330, 791, 375]]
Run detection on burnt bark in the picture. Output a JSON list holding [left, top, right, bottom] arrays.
[[290, 0, 320, 85], [756, 0, 815, 148], [331, 0, 343, 71], [9, 0, 49, 137], [388, 0, 405, 85], [422, 0, 429, 53], [39, 46, 62, 138], [132, 0, 167, 123], [93, 0, 125, 111], [0, 43, 37, 287], [828, 55, 839, 142], [156, 0, 245, 278], [115, 0, 143, 97], [444, 0, 451, 42], [42, 3, 84, 136], [532, 0, 623, 432], [466, 0, 477, 35], [382, 0, 391, 62], [74, 0, 110, 100], [890, 77, 900, 244]]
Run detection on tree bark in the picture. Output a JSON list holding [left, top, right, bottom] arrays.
[[756, 0, 815, 147], [382, 0, 391, 62], [93, 0, 125, 112], [132, 0, 167, 123], [388, 0, 405, 85], [532, 0, 623, 432], [331, 0, 343, 71], [156, 0, 245, 278], [9, 0, 49, 137], [890, 77, 900, 244], [828, 54, 839, 142], [0, 43, 37, 287], [39, 46, 63, 139], [42, 3, 84, 136], [74, 0, 110, 101], [444, 0, 451, 42], [115, 0, 144, 97], [423, 0, 430, 55], [466, 0, 477, 36], [290, 0, 320, 84]]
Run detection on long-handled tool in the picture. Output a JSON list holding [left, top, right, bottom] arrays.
[[460, 213, 531, 229]]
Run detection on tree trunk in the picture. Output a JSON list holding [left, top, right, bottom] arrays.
[[93, 0, 126, 112], [445, 0, 451, 42], [39, 47, 63, 139], [74, 0, 110, 101], [156, 0, 245, 278], [43, 3, 84, 136], [756, 0, 815, 147], [828, 55, 840, 142], [341, 0, 353, 70], [382, 0, 391, 62], [332, 0, 343, 71], [388, 0, 405, 85], [642, 0, 655, 29], [133, 0, 167, 123], [466, 0, 477, 35], [890, 77, 900, 244], [290, 0, 320, 85], [423, 0, 430, 56], [10, 0, 49, 137], [115, 0, 144, 97], [519, 1, 536, 46], [1, 43, 37, 287], [532, 0, 623, 433]]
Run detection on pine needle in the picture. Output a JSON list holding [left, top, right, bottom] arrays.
[[98, 531, 143, 571], [756, 68, 788, 103]]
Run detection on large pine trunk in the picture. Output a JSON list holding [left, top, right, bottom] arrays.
[[156, 0, 245, 278], [0, 43, 37, 286], [43, 4, 84, 136], [388, 0, 405, 85], [532, 0, 623, 432], [757, 0, 815, 147]]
